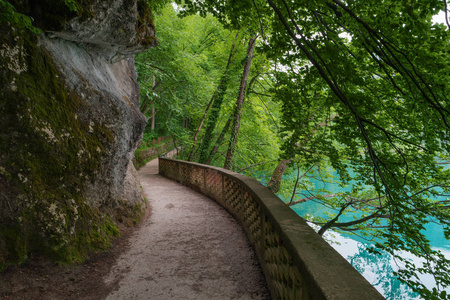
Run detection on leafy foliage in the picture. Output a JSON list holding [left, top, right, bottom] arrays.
[[137, 4, 282, 176], [63, 0, 78, 11], [136, 5, 229, 143], [0, 0, 40, 33], [172, 0, 450, 298]]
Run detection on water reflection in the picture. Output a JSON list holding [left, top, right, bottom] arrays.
[[321, 228, 450, 299], [347, 243, 418, 299], [253, 167, 450, 298]]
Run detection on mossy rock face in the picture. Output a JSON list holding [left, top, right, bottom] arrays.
[[0, 0, 155, 270]]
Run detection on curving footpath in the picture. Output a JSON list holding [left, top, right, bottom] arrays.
[[104, 155, 270, 300]]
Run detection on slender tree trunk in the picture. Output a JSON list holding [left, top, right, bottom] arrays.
[[196, 80, 228, 163], [205, 117, 232, 165], [188, 35, 238, 161], [140, 77, 161, 115], [189, 97, 214, 159], [223, 34, 258, 170], [145, 108, 157, 122], [196, 34, 240, 163], [151, 107, 155, 130], [151, 76, 156, 131]]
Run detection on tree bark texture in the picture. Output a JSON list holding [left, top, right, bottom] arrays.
[[205, 117, 232, 165], [266, 159, 292, 193], [190, 34, 239, 162], [223, 34, 258, 170]]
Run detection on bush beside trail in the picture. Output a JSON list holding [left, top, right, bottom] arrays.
[[133, 137, 174, 169]]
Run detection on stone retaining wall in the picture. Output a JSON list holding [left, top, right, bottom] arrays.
[[159, 158, 385, 300]]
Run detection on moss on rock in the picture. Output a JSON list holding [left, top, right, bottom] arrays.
[[0, 0, 156, 271], [136, 0, 157, 48], [0, 23, 120, 270], [8, 0, 94, 31]]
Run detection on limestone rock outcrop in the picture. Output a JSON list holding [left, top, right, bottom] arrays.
[[0, 0, 156, 268]]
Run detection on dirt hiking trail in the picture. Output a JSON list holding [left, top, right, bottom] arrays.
[[104, 156, 270, 299], [0, 154, 270, 300]]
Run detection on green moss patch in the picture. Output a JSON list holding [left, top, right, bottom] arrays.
[[0, 22, 127, 270], [8, 0, 94, 31], [136, 0, 157, 47]]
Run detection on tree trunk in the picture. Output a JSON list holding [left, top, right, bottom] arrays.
[[223, 34, 258, 170], [150, 76, 156, 131], [266, 159, 292, 193], [189, 35, 239, 161], [196, 34, 240, 163], [188, 96, 215, 160], [140, 76, 161, 116], [151, 107, 155, 130], [205, 117, 232, 165]]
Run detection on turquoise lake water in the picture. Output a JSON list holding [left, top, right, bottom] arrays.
[[266, 169, 450, 299], [290, 202, 450, 299]]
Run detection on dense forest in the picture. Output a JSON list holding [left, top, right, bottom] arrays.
[[136, 1, 450, 299]]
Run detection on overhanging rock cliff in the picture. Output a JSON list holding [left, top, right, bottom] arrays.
[[0, 0, 157, 269]]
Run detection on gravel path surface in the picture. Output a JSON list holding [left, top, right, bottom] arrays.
[[104, 156, 270, 300]]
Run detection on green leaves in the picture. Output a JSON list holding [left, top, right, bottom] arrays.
[[147, 0, 450, 296], [0, 1, 41, 33], [64, 0, 78, 11]]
